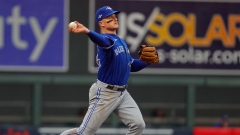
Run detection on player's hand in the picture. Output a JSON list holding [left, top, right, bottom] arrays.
[[68, 21, 90, 34]]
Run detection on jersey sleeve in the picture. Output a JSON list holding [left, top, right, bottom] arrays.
[[130, 59, 149, 72], [87, 30, 114, 48]]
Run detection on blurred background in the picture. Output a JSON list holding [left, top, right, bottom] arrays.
[[0, 0, 240, 134]]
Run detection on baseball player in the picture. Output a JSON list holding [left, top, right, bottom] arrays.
[[60, 6, 158, 135]]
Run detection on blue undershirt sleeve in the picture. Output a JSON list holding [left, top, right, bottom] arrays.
[[131, 59, 150, 72], [86, 30, 113, 47]]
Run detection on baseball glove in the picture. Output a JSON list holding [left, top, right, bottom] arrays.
[[138, 45, 159, 64]]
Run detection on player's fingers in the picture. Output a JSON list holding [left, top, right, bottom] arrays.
[[69, 27, 76, 32], [72, 28, 81, 33], [74, 21, 81, 27], [74, 21, 79, 24], [68, 27, 73, 32]]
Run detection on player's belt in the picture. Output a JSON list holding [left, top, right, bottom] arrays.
[[106, 85, 127, 91], [96, 80, 127, 91]]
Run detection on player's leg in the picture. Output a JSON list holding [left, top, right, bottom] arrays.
[[60, 82, 122, 135], [60, 83, 105, 135], [77, 83, 124, 134], [115, 90, 145, 135], [60, 128, 78, 135]]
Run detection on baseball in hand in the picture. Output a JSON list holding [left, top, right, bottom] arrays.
[[68, 22, 77, 29]]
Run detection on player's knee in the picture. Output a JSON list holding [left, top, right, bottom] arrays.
[[133, 118, 146, 130], [138, 120, 146, 130]]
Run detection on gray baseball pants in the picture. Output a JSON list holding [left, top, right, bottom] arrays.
[[60, 80, 145, 135]]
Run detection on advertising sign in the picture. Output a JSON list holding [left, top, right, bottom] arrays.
[[0, 0, 68, 72], [89, 0, 240, 75]]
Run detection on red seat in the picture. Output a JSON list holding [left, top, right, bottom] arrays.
[[193, 127, 232, 135], [232, 128, 240, 135]]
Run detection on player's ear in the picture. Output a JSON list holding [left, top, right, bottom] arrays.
[[98, 21, 105, 27]]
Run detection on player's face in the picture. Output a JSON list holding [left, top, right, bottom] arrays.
[[100, 14, 119, 30]]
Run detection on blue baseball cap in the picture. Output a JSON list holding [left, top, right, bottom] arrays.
[[95, 6, 120, 23]]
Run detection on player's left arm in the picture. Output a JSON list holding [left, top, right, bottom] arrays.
[[130, 59, 149, 72]]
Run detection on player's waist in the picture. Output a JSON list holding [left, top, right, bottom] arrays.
[[96, 80, 127, 91]]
